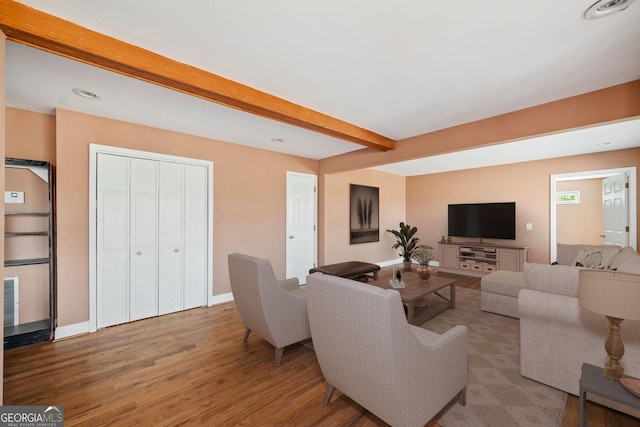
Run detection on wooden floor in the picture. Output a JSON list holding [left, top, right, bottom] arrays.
[[4, 270, 639, 426]]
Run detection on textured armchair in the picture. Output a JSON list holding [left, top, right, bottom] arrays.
[[306, 272, 468, 427], [227, 253, 311, 366]]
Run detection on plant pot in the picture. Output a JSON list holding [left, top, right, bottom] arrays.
[[417, 265, 431, 281], [402, 260, 412, 271]]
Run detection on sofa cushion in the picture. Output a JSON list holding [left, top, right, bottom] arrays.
[[481, 270, 526, 297], [571, 245, 620, 269], [610, 246, 640, 270], [524, 262, 582, 297], [617, 258, 640, 275]]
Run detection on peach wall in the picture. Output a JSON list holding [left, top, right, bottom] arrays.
[[4, 167, 50, 322], [407, 149, 640, 264], [5, 264, 49, 323], [323, 169, 405, 264], [52, 109, 316, 327], [4, 108, 56, 163], [557, 179, 603, 245]]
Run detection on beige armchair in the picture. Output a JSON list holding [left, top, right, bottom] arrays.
[[227, 253, 311, 366], [306, 272, 468, 427]]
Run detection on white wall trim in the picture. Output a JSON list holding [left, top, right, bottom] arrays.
[[54, 321, 90, 341], [550, 166, 637, 262], [89, 143, 214, 333]]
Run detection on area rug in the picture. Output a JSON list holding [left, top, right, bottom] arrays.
[[420, 287, 568, 427]]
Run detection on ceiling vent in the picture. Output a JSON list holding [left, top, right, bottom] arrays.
[[585, 0, 636, 18]]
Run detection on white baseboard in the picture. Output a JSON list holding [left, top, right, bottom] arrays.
[[210, 292, 233, 306], [54, 321, 90, 341], [53, 295, 234, 340]]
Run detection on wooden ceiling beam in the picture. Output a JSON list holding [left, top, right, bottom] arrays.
[[0, 0, 396, 151]]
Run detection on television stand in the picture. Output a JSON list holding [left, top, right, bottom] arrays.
[[438, 242, 528, 276]]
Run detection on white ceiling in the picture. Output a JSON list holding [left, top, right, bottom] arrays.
[[5, 0, 640, 172]]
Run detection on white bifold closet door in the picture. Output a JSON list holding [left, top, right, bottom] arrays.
[[97, 153, 207, 329]]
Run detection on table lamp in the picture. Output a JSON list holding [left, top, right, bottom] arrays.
[[579, 269, 640, 388]]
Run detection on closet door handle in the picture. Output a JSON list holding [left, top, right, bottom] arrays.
[[174, 248, 180, 253], [136, 251, 142, 255]]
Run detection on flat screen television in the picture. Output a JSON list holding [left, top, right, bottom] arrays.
[[448, 202, 516, 240]]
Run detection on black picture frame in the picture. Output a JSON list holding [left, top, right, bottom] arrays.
[[349, 184, 379, 244]]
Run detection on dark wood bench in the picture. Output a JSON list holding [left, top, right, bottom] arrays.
[[309, 261, 380, 282]]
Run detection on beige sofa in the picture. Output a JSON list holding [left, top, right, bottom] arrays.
[[518, 245, 640, 397], [481, 243, 636, 318]]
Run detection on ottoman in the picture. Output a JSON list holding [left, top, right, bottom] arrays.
[[480, 270, 526, 318], [309, 261, 380, 281]]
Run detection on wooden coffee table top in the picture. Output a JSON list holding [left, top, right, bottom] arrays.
[[369, 271, 455, 303]]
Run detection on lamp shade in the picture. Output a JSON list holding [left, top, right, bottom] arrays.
[[579, 270, 640, 321]]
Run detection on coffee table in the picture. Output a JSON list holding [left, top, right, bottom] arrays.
[[369, 270, 456, 325]]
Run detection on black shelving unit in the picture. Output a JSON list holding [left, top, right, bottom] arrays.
[[4, 158, 55, 349]]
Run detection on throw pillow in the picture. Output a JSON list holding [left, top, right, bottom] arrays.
[[571, 246, 620, 269], [609, 246, 640, 270]]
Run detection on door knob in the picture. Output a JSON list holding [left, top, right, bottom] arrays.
[[289, 235, 294, 239], [136, 251, 142, 255], [174, 248, 180, 252]]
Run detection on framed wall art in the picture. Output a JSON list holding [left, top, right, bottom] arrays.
[[350, 184, 379, 244]]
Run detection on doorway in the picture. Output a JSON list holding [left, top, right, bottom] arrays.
[[286, 172, 317, 284], [550, 167, 637, 262]]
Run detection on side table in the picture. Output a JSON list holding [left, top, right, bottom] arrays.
[[579, 363, 640, 427]]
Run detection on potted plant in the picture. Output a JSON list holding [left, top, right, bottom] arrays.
[[411, 245, 434, 280], [386, 222, 419, 270]]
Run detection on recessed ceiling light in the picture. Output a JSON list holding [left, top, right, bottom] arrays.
[[584, 0, 636, 19], [596, 142, 612, 146], [271, 138, 285, 143], [72, 87, 100, 99]]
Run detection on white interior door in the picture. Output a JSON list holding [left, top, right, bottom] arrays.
[[602, 173, 629, 246], [91, 144, 213, 333], [158, 162, 184, 315], [129, 158, 159, 321], [183, 164, 208, 309], [286, 172, 317, 284], [96, 154, 130, 328]]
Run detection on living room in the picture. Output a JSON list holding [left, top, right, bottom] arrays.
[[2, 1, 640, 424], [5, 82, 639, 340]]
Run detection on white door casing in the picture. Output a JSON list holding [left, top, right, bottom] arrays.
[[286, 172, 317, 284], [602, 173, 629, 246], [90, 145, 214, 333]]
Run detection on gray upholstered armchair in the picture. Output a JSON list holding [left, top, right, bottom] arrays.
[[306, 272, 468, 427], [227, 253, 311, 366]]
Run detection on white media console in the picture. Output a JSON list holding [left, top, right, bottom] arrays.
[[438, 242, 528, 275]]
